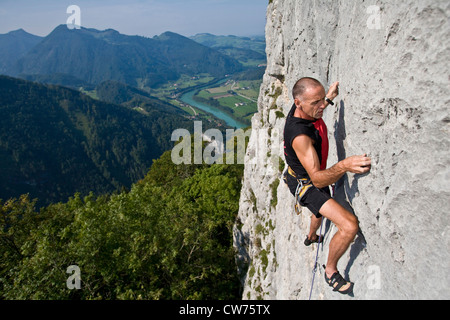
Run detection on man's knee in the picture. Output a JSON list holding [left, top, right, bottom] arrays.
[[319, 199, 359, 237], [341, 213, 359, 238]]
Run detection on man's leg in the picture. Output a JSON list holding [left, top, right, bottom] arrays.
[[308, 215, 322, 241], [318, 199, 358, 288]]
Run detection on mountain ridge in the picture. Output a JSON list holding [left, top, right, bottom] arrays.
[[4, 25, 243, 88], [0, 29, 43, 73]]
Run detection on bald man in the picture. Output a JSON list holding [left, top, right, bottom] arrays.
[[283, 77, 371, 295]]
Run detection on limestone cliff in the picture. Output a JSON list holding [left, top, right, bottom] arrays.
[[234, 0, 449, 300]]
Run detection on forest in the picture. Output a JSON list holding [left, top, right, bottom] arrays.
[[0, 148, 245, 300]]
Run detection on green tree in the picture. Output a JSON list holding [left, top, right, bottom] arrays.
[[0, 148, 244, 300]]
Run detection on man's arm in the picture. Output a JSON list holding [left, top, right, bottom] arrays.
[[324, 81, 339, 109], [292, 134, 371, 189]]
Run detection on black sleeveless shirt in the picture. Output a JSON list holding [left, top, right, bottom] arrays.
[[283, 104, 324, 179]]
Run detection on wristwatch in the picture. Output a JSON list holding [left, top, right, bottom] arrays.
[[325, 97, 335, 106]]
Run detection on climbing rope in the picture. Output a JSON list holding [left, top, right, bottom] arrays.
[[308, 218, 324, 301], [308, 185, 334, 300]]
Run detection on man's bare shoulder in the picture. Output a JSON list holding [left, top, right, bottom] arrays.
[[292, 134, 315, 151], [292, 133, 321, 176]]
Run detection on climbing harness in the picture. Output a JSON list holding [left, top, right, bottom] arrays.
[[287, 166, 313, 215]]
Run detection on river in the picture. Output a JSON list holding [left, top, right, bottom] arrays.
[[179, 79, 248, 129]]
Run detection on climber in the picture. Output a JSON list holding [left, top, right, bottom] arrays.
[[283, 77, 371, 295]]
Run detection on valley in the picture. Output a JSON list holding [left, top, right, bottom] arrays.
[[0, 26, 266, 204]]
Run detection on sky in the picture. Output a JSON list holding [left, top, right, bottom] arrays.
[[0, 0, 267, 38]]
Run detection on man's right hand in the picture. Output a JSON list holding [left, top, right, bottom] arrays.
[[327, 81, 340, 101], [343, 154, 372, 174]]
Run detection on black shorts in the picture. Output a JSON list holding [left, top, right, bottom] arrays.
[[284, 172, 331, 219]]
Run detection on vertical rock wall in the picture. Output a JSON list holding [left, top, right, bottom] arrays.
[[234, 0, 449, 300]]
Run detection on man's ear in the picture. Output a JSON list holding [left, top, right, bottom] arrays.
[[294, 98, 302, 110]]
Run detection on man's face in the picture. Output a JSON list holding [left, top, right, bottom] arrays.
[[295, 85, 326, 120]]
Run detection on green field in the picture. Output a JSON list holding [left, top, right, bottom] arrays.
[[194, 79, 261, 124], [147, 74, 215, 100]]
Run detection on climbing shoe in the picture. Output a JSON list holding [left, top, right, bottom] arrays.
[[323, 265, 354, 295], [304, 234, 324, 246]]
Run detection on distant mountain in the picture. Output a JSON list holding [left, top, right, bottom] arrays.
[[0, 29, 43, 74], [190, 33, 266, 66], [5, 25, 243, 88], [0, 75, 194, 206]]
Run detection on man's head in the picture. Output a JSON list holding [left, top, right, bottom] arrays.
[[292, 77, 326, 120]]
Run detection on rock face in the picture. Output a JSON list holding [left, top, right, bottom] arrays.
[[234, 0, 449, 300]]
